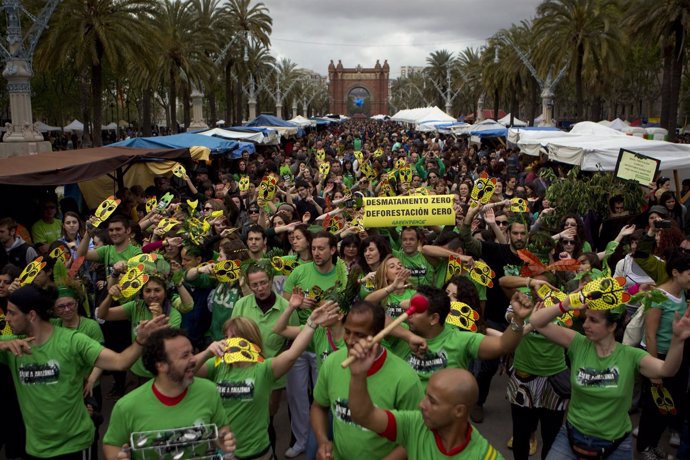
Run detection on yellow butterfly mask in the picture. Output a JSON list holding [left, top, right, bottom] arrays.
[[258, 176, 277, 201], [214, 338, 264, 366], [398, 165, 412, 183], [19, 257, 46, 286], [145, 196, 157, 214], [315, 149, 326, 162], [470, 172, 496, 207], [465, 259, 495, 288], [271, 256, 298, 276], [569, 277, 630, 311], [212, 260, 242, 283], [319, 162, 331, 177], [118, 264, 149, 299], [93, 196, 121, 227], [510, 198, 528, 213], [157, 217, 180, 233], [239, 176, 250, 192], [446, 302, 479, 332], [172, 163, 186, 178]]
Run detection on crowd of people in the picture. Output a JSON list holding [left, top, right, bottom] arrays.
[[2, 119, 690, 460]]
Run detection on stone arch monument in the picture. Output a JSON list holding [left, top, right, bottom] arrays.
[[328, 60, 389, 117]]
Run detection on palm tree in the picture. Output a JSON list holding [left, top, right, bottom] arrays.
[[35, 0, 156, 146], [424, 49, 455, 109], [218, 0, 272, 124], [625, 0, 689, 139], [533, 0, 623, 121], [457, 47, 483, 119], [148, 0, 216, 132]]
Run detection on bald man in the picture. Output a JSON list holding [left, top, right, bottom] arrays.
[[349, 339, 503, 459]]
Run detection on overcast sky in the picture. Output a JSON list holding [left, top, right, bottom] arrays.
[[261, 0, 544, 78]]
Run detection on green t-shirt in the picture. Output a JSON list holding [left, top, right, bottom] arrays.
[[50, 317, 105, 344], [402, 326, 483, 387], [103, 378, 228, 459], [567, 333, 647, 440], [513, 329, 567, 376], [382, 289, 416, 358], [206, 358, 275, 458], [283, 260, 347, 324], [231, 294, 298, 358], [651, 290, 687, 353], [208, 283, 242, 341], [313, 348, 424, 460], [312, 326, 345, 371], [0, 327, 103, 457], [433, 259, 487, 301], [121, 300, 182, 377], [393, 250, 434, 287], [31, 219, 62, 245], [96, 243, 142, 268], [385, 410, 503, 460]]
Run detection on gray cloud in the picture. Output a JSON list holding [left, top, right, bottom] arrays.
[[259, 0, 543, 77]]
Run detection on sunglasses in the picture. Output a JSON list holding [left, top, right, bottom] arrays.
[[679, 247, 690, 255], [496, 221, 509, 226], [204, 207, 214, 211], [562, 240, 576, 245], [249, 209, 260, 214]]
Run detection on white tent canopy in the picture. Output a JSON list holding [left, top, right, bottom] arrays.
[[289, 115, 316, 128], [537, 121, 690, 171], [390, 106, 455, 125], [199, 127, 280, 145], [102, 122, 118, 130], [63, 119, 84, 132], [35, 121, 61, 133], [498, 114, 527, 127]]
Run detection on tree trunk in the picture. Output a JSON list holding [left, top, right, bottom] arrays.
[[209, 92, 217, 126], [169, 67, 178, 133], [575, 43, 584, 121], [142, 88, 152, 136], [91, 59, 103, 147], [493, 88, 499, 120], [666, 22, 685, 142], [235, 77, 243, 124], [660, 43, 673, 129], [224, 60, 233, 123], [182, 82, 191, 132], [79, 69, 91, 144]]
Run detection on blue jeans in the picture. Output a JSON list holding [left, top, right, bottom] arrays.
[[546, 425, 633, 460]]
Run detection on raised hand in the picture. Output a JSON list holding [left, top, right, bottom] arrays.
[[288, 287, 305, 310], [510, 291, 534, 321], [348, 338, 379, 377], [672, 309, 690, 341]]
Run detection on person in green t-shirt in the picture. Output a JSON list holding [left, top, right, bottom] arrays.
[[312, 300, 424, 460], [193, 301, 337, 459], [0, 285, 167, 459], [97, 278, 183, 380], [31, 198, 62, 254], [404, 285, 533, 388], [282, 232, 348, 457], [529, 293, 690, 459], [79, 214, 141, 273], [103, 328, 236, 460], [348, 343, 503, 460], [393, 227, 435, 287]]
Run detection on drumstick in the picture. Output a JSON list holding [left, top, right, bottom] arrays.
[[341, 294, 429, 368]]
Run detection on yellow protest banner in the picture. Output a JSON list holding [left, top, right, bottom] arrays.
[[362, 194, 455, 227]]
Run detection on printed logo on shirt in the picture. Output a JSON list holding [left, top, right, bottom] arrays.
[[320, 350, 334, 363], [408, 350, 448, 374], [18, 361, 60, 385], [407, 266, 427, 279], [334, 398, 355, 425], [576, 366, 619, 388], [213, 285, 240, 311], [217, 379, 255, 400], [386, 302, 404, 318]]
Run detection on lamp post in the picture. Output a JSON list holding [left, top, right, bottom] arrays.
[[495, 34, 568, 127], [0, 0, 59, 157], [213, 31, 250, 124]]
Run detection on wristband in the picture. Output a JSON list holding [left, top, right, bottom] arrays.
[[526, 277, 531, 288], [135, 337, 145, 346], [558, 302, 568, 314], [306, 319, 318, 329]]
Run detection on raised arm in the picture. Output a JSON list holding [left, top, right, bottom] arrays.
[[94, 315, 168, 370], [640, 309, 690, 379], [273, 287, 304, 340], [529, 297, 580, 349], [348, 339, 389, 433]]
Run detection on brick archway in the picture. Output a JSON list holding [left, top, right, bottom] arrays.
[[328, 60, 389, 116]]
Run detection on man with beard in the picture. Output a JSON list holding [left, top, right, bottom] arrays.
[[103, 328, 236, 459], [459, 204, 527, 423], [0, 285, 167, 459]]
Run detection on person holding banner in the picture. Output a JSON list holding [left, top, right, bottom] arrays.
[[528, 288, 690, 460]]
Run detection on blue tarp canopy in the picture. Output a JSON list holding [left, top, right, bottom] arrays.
[[245, 115, 304, 137], [111, 133, 255, 157]]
